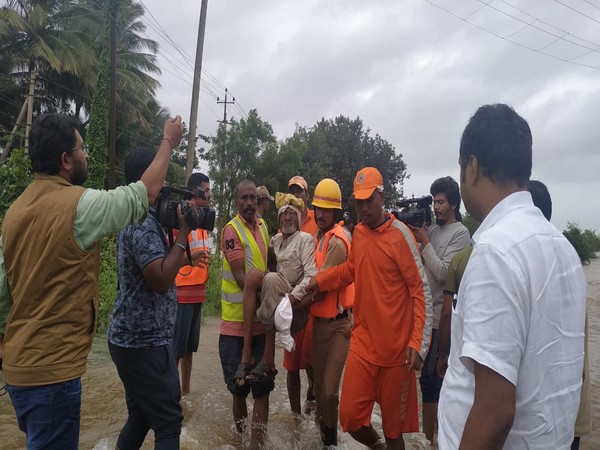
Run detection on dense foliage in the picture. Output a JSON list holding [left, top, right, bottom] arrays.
[[0, 150, 32, 228], [563, 222, 600, 265]]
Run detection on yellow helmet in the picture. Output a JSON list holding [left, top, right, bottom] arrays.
[[312, 178, 342, 210]]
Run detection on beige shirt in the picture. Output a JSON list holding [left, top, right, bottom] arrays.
[[270, 230, 317, 300]]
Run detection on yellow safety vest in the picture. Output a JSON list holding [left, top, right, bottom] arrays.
[[221, 215, 269, 322]]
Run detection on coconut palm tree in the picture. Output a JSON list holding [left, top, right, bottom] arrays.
[[0, 0, 98, 150]]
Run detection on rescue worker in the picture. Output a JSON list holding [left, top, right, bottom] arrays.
[[308, 167, 429, 450], [309, 178, 354, 447]]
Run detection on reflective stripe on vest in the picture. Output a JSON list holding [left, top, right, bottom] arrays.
[[310, 224, 355, 318], [176, 229, 209, 287], [221, 215, 269, 322]]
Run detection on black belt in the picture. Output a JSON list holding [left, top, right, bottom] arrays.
[[328, 309, 350, 321]]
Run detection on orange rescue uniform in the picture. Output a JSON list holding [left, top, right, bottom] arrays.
[[315, 214, 426, 438]]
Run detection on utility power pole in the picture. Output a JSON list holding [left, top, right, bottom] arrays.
[[215, 88, 235, 254], [217, 88, 235, 128], [186, 0, 209, 181], [108, 0, 117, 188]]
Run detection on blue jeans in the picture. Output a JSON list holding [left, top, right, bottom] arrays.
[[7, 378, 82, 450]]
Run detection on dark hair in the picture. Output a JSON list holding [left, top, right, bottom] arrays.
[[460, 104, 532, 187], [125, 148, 155, 184], [29, 113, 81, 175], [187, 172, 209, 188], [234, 179, 256, 199], [527, 179, 552, 221], [430, 176, 462, 221]]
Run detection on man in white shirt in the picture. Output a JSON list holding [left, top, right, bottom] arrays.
[[438, 104, 586, 450]]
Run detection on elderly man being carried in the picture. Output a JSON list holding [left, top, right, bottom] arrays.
[[235, 193, 318, 385]]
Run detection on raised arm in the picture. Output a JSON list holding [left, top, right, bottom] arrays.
[[141, 116, 183, 205]]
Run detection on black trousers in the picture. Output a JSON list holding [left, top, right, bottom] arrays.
[[109, 343, 183, 450]]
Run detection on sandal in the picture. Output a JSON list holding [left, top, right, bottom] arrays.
[[234, 361, 255, 386], [246, 360, 278, 384]]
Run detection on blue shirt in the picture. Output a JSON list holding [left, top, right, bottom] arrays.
[[107, 209, 177, 348]]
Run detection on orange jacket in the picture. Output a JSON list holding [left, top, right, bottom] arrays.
[[176, 229, 209, 287], [301, 209, 319, 237], [311, 224, 354, 318], [315, 214, 426, 367]]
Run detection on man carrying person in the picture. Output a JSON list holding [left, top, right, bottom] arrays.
[[438, 104, 587, 449], [308, 167, 429, 450], [235, 192, 317, 387], [286, 175, 318, 416], [108, 148, 193, 450], [309, 178, 354, 447], [408, 176, 470, 446], [172, 172, 212, 397], [219, 180, 272, 450], [0, 113, 182, 449]]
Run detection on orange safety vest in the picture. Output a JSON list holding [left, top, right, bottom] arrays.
[[310, 224, 354, 318], [176, 229, 209, 287]]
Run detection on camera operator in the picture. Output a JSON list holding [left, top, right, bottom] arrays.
[[172, 172, 212, 397], [408, 176, 470, 447], [107, 148, 193, 450], [0, 113, 182, 449]]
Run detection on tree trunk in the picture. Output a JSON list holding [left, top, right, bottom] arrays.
[[0, 99, 28, 164]]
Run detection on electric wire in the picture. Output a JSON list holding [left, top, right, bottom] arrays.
[[424, 0, 600, 70]]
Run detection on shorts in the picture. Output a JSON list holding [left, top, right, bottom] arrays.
[[419, 328, 443, 403], [219, 333, 275, 399], [172, 302, 202, 359], [283, 314, 313, 371], [339, 351, 418, 439]]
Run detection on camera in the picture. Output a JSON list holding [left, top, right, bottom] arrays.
[[393, 195, 433, 228], [155, 185, 216, 231]]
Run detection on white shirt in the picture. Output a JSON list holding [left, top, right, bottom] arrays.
[[438, 191, 586, 449]]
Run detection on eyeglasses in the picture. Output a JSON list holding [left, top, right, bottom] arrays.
[[71, 144, 89, 155]]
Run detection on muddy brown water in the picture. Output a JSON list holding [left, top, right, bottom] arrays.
[[1, 258, 598, 449]]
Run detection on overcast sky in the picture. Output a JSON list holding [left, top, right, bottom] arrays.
[[141, 0, 600, 231]]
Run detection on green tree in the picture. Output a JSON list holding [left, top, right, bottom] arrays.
[[298, 115, 407, 210], [202, 109, 279, 245], [0, 0, 98, 149], [563, 222, 594, 265], [581, 228, 600, 254], [0, 149, 33, 227], [86, 48, 109, 190]]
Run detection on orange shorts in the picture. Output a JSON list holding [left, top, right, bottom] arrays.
[[283, 315, 313, 371], [339, 351, 418, 439]]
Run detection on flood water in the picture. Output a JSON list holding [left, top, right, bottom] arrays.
[[1, 257, 598, 449]]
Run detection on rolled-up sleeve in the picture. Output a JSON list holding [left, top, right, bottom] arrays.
[[74, 181, 149, 250]]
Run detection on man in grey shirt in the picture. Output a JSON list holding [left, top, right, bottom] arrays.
[[409, 176, 470, 446]]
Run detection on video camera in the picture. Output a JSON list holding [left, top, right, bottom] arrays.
[[155, 185, 216, 231], [393, 195, 433, 228]]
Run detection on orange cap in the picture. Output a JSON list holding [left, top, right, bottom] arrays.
[[288, 175, 308, 193], [353, 167, 384, 200]]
